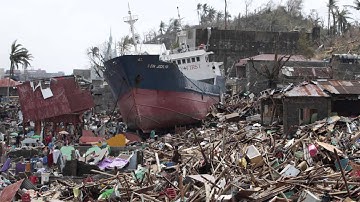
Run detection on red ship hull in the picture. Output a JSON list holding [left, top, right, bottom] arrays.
[[118, 88, 219, 132]]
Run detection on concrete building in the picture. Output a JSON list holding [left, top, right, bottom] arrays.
[[4, 69, 65, 81], [233, 54, 328, 95], [73, 69, 91, 81], [185, 27, 320, 72]]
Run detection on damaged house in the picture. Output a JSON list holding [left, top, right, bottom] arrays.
[[260, 80, 360, 135], [17, 76, 95, 135], [232, 54, 329, 95]]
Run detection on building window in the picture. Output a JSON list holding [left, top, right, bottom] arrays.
[[196, 57, 200, 62], [182, 59, 186, 64], [299, 108, 318, 125], [177, 60, 181, 64], [192, 58, 196, 62], [187, 58, 191, 63]]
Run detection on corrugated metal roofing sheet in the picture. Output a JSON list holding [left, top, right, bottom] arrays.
[[0, 179, 24, 202], [0, 78, 20, 87], [282, 67, 331, 78], [317, 80, 360, 95], [80, 130, 105, 144], [17, 76, 94, 122], [284, 83, 330, 97]]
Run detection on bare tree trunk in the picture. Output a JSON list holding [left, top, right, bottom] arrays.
[[7, 62, 13, 98]]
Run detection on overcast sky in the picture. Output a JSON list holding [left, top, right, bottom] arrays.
[[0, 0, 356, 74]]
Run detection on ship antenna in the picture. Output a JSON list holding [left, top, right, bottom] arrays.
[[124, 3, 138, 53]]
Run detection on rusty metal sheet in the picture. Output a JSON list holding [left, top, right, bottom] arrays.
[[0, 78, 20, 87], [317, 80, 360, 95], [0, 179, 24, 202], [80, 130, 105, 144], [45, 113, 82, 124], [17, 76, 94, 122], [285, 83, 330, 97]]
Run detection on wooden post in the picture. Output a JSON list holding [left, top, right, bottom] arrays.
[[334, 149, 351, 197]]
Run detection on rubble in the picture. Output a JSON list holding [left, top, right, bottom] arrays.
[[0, 87, 359, 201]]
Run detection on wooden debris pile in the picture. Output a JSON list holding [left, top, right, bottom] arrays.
[[1, 102, 360, 201]]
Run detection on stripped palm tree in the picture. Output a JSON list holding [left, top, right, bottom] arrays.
[[327, 0, 338, 35], [9, 40, 32, 79]]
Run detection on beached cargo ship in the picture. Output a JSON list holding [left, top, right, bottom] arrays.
[[103, 55, 221, 132]]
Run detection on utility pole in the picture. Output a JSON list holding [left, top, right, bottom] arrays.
[[224, 0, 227, 30]]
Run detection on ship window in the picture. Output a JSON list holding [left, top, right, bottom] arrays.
[[191, 58, 196, 62], [182, 59, 186, 64], [187, 58, 191, 63], [196, 57, 200, 62], [172, 61, 176, 64], [177, 60, 181, 64]]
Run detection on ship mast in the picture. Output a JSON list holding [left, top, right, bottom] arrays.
[[123, 3, 138, 53]]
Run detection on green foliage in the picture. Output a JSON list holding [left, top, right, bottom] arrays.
[[9, 40, 32, 78]]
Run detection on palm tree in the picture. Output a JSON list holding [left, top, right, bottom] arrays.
[[202, 4, 209, 16], [117, 35, 133, 55], [216, 11, 224, 25], [159, 21, 166, 35], [167, 18, 181, 33], [207, 7, 217, 23], [347, 0, 360, 10], [87, 46, 104, 76], [9, 40, 32, 79], [200, 3, 209, 24], [336, 8, 351, 34], [354, 0, 360, 10], [8, 40, 32, 97]]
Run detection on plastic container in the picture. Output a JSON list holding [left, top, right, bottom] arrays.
[[21, 193, 31, 202], [29, 176, 38, 184], [25, 162, 31, 172], [41, 172, 50, 184], [308, 144, 318, 157]]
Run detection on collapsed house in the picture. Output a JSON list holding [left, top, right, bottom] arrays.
[[16, 76, 95, 135]]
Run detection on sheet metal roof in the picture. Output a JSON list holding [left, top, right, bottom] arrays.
[[0, 78, 20, 87], [282, 67, 331, 78], [284, 83, 330, 97], [0, 179, 24, 202], [316, 80, 360, 95], [17, 76, 94, 122]]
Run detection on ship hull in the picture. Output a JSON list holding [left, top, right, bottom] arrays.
[[119, 88, 218, 132], [104, 55, 221, 132]]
